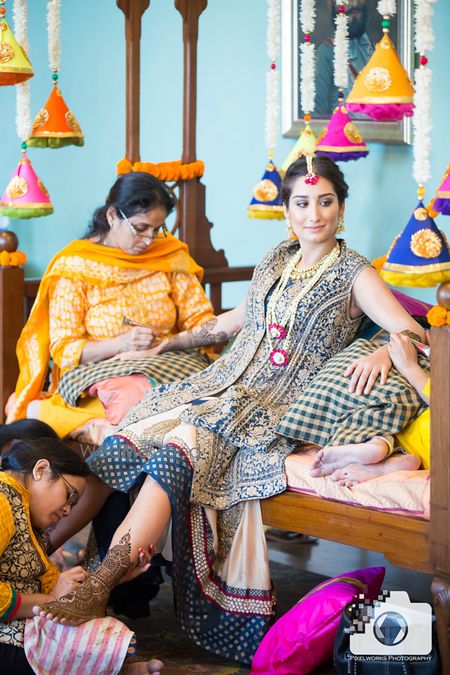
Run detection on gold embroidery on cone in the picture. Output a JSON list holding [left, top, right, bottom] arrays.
[[364, 66, 392, 92], [6, 176, 28, 199], [32, 108, 49, 129], [410, 229, 442, 259], [253, 179, 278, 202], [0, 42, 14, 63], [65, 111, 82, 134], [343, 122, 363, 144]]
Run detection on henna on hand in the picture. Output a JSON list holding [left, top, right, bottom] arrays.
[[160, 318, 228, 353]]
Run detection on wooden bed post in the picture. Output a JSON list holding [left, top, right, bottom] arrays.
[[430, 282, 450, 674], [174, 0, 228, 269], [0, 267, 24, 423], [116, 0, 150, 164]]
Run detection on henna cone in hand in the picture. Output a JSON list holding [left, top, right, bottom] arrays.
[[40, 532, 134, 624]]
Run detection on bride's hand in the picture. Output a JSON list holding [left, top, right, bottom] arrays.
[[344, 345, 392, 396], [111, 341, 165, 361]]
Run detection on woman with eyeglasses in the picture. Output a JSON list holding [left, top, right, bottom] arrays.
[[6, 171, 215, 440], [0, 426, 164, 674]]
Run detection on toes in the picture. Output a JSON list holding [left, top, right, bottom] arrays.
[[310, 467, 324, 477], [329, 469, 346, 482]]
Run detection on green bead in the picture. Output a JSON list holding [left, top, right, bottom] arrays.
[[21, 141, 27, 150], [51, 72, 59, 81], [381, 19, 390, 28]]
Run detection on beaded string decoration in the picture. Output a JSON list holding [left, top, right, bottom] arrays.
[[346, 0, 414, 122], [281, 0, 317, 173], [0, 0, 53, 219], [0, 0, 33, 85], [248, 0, 284, 219], [266, 242, 340, 366], [28, 0, 84, 148]]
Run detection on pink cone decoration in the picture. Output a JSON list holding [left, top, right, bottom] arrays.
[[315, 104, 368, 162], [0, 153, 53, 218], [434, 165, 450, 216]]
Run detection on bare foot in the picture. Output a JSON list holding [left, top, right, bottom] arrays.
[[37, 532, 135, 624], [329, 453, 421, 487], [121, 658, 164, 674], [310, 438, 390, 477]]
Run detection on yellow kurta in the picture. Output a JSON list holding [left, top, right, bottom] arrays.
[[7, 237, 214, 436]]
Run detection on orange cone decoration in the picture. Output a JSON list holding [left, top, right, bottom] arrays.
[[347, 33, 414, 121], [0, 17, 33, 85], [28, 83, 84, 148]]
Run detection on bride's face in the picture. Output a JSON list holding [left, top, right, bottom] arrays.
[[285, 175, 344, 246]]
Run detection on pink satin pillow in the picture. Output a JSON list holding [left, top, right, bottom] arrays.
[[251, 566, 385, 675], [88, 374, 154, 424]]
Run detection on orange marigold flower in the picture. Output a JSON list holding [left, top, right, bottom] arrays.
[[427, 305, 448, 327], [0, 251, 10, 266], [117, 158, 133, 175]]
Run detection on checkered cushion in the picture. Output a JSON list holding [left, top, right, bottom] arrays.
[[276, 339, 428, 446]]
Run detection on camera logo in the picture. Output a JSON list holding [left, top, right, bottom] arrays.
[[348, 590, 432, 656]]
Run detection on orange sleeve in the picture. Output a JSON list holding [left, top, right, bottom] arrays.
[[170, 272, 215, 332]]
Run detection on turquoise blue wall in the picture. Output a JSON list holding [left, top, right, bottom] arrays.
[[1, 0, 449, 307]]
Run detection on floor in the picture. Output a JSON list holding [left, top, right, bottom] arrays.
[[267, 533, 433, 603]]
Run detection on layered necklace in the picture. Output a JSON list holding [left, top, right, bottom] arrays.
[[266, 242, 341, 367]]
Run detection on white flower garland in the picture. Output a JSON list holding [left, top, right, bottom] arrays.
[[299, 0, 316, 34], [412, 67, 432, 186], [333, 5, 349, 89], [300, 42, 316, 113], [299, 0, 316, 114], [414, 0, 435, 54], [265, 0, 281, 152], [377, 0, 396, 17], [47, 0, 61, 73], [13, 0, 31, 141]]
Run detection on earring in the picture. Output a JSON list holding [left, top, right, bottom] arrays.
[[336, 215, 345, 233], [286, 217, 295, 239]]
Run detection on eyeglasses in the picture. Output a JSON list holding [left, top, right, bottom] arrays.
[[55, 470, 79, 507], [119, 209, 168, 239]]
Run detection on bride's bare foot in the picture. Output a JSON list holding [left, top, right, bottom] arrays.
[[310, 438, 390, 477], [329, 453, 421, 487], [37, 532, 136, 624], [121, 658, 164, 674]]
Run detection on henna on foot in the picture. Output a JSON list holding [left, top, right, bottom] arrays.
[[38, 531, 134, 624], [310, 438, 390, 478]]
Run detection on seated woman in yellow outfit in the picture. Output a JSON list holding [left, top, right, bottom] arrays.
[[0, 425, 163, 674], [6, 172, 215, 438]]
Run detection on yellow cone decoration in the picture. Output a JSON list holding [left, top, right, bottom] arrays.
[[281, 122, 317, 174], [0, 18, 33, 85], [347, 33, 414, 121]]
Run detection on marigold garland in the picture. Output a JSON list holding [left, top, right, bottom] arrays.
[[116, 158, 204, 182], [426, 304, 450, 327], [0, 250, 27, 266]]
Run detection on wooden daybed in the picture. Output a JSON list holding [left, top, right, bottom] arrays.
[[0, 1, 449, 670]]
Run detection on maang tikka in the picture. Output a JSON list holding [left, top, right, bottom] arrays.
[[304, 155, 319, 185]]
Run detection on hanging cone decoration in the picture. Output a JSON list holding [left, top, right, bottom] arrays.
[[281, 122, 316, 174], [247, 159, 284, 219], [28, 84, 84, 148], [433, 165, 450, 216], [346, 33, 414, 121], [0, 18, 33, 85], [315, 103, 368, 162], [0, 153, 53, 218], [381, 202, 450, 287]]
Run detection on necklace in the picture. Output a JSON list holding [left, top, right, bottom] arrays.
[[290, 256, 331, 280], [266, 243, 340, 367]]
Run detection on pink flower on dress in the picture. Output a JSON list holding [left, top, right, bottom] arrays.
[[268, 323, 287, 340], [270, 348, 289, 367]]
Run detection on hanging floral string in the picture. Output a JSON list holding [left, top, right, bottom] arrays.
[[265, 0, 281, 157], [412, 0, 435, 202], [333, 1, 349, 95], [13, 0, 31, 147], [299, 0, 316, 122], [47, 0, 61, 78]]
